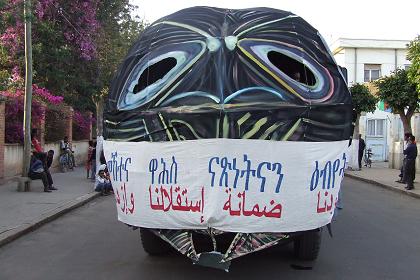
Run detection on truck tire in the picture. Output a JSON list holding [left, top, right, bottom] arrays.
[[293, 228, 322, 261], [140, 228, 171, 255]]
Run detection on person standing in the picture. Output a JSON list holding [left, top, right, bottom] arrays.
[[358, 134, 366, 170], [397, 132, 412, 183], [89, 141, 97, 182], [86, 140, 94, 179], [31, 129, 43, 153], [60, 136, 76, 168], [403, 135, 417, 190]]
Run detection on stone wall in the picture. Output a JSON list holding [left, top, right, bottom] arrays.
[[4, 140, 89, 177]]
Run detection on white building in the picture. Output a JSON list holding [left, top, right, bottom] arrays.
[[330, 38, 412, 163]]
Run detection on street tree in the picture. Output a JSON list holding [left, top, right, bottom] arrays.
[[407, 36, 420, 94], [349, 83, 377, 137], [375, 69, 419, 134], [93, 0, 145, 135]]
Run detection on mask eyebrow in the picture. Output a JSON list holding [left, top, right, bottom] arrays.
[[152, 21, 212, 38], [234, 15, 299, 38]]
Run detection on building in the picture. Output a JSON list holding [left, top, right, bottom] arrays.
[[330, 38, 411, 162]]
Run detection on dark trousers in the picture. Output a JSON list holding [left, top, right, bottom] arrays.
[[45, 169, 53, 185], [403, 159, 416, 187], [29, 171, 52, 190], [399, 158, 407, 180], [358, 151, 364, 169]]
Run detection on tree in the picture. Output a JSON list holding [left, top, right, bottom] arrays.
[[349, 83, 377, 137], [93, 0, 145, 135], [1, 0, 144, 125], [375, 69, 419, 134], [407, 36, 420, 94]]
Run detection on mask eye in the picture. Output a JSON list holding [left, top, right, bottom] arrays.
[[117, 41, 206, 111], [132, 57, 178, 94], [237, 39, 333, 101], [267, 51, 316, 86]]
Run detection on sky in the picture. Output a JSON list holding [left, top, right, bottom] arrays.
[[131, 0, 419, 45]]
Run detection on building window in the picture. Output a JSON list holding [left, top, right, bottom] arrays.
[[367, 119, 385, 137], [364, 64, 381, 82]]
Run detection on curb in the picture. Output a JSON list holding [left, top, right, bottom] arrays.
[[345, 173, 420, 199], [0, 192, 101, 248]]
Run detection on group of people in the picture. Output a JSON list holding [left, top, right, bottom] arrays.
[[396, 132, 417, 190], [29, 129, 113, 195], [358, 132, 417, 190]]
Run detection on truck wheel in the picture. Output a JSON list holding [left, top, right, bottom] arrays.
[[294, 228, 322, 261], [140, 228, 171, 255]]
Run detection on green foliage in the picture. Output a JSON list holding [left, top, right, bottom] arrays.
[[93, 0, 145, 101], [349, 83, 377, 114], [407, 36, 420, 93], [375, 69, 418, 115]]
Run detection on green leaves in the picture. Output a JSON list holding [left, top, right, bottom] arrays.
[[349, 83, 377, 114], [375, 69, 418, 115], [407, 36, 420, 94]]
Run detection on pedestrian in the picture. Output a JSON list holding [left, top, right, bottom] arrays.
[[89, 141, 97, 181], [358, 134, 366, 170], [45, 150, 58, 190], [31, 128, 43, 154], [86, 140, 94, 179], [95, 164, 113, 195], [46, 150, 54, 169], [396, 132, 412, 183], [60, 136, 76, 168], [403, 135, 417, 190]]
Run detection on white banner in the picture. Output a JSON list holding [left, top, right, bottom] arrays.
[[103, 139, 349, 233]]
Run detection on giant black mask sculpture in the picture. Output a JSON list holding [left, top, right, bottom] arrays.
[[104, 6, 353, 269], [105, 7, 353, 142]]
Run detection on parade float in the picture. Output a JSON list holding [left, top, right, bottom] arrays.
[[103, 6, 353, 271]]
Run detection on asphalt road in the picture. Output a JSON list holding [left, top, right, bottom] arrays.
[[1, 177, 420, 280]]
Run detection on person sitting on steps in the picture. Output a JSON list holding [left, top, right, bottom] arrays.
[[95, 164, 113, 195], [30, 129, 57, 192], [28, 153, 57, 192]]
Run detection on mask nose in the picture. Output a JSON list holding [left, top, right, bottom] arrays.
[[204, 36, 238, 104]]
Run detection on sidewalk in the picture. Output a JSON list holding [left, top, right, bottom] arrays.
[[0, 167, 100, 247], [345, 162, 420, 199]]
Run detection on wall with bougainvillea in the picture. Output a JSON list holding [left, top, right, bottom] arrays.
[[73, 110, 96, 141]]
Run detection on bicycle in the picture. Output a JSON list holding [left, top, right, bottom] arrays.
[[364, 148, 373, 168], [59, 150, 75, 172]]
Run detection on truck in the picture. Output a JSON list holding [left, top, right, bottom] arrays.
[[103, 6, 353, 271]]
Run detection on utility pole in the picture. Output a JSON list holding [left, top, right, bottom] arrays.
[[22, 0, 33, 182]]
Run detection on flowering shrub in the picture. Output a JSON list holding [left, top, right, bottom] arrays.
[[35, 0, 100, 60], [0, 85, 64, 104], [1, 0, 99, 61], [4, 97, 45, 143], [72, 110, 95, 140], [1, 84, 64, 143]]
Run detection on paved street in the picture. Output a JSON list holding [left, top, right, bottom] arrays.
[[0, 177, 420, 280]]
